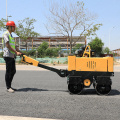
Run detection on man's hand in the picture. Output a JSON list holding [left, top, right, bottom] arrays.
[[16, 52, 22, 56], [15, 46, 25, 56]]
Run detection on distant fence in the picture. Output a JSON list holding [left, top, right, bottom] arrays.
[[0, 56, 119, 64], [0, 57, 68, 64], [0, 36, 85, 51]]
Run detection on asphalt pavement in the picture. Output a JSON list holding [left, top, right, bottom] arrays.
[[0, 71, 120, 120]]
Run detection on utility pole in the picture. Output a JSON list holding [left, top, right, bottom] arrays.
[[109, 27, 115, 50], [6, 0, 12, 21], [6, 0, 7, 21]]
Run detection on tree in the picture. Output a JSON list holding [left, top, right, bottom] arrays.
[[46, 47, 61, 57], [88, 37, 104, 56], [72, 44, 83, 53], [102, 47, 111, 54], [15, 17, 40, 51], [37, 41, 48, 58], [0, 18, 7, 33], [46, 1, 102, 54]]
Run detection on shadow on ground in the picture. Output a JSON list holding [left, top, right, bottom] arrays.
[[17, 88, 68, 92], [81, 89, 120, 96], [16, 88, 120, 96], [109, 89, 120, 96]]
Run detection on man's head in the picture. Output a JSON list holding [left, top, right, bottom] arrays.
[[6, 21, 16, 33], [84, 53, 88, 57]]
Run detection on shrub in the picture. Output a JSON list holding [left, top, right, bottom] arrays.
[[37, 42, 48, 58], [27, 48, 36, 56], [0, 52, 3, 57], [46, 48, 60, 57]]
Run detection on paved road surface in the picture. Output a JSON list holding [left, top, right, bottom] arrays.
[[0, 71, 120, 120], [0, 65, 120, 72]]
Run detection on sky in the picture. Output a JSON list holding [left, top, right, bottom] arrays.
[[0, 0, 120, 50]]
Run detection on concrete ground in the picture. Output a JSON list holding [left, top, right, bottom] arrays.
[[0, 64, 120, 72], [0, 65, 67, 71], [0, 71, 120, 120], [0, 115, 61, 120], [0, 64, 119, 120]]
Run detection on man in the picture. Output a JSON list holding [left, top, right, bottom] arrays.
[[84, 53, 88, 57], [2, 21, 22, 93]]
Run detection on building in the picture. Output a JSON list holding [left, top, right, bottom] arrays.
[[112, 49, 120, 56], [0, 36, 86, 51]]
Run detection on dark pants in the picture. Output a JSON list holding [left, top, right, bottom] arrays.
[[4, 57, 16, 89]]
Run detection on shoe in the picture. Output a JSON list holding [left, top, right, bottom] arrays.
[[7, 88, 15, 93], [11, 87, 17, 91]]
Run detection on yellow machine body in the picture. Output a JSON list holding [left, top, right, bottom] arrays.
[[82, 45, 91, 57], [21, 55, 39, 66], [68, 56, 113, 72]]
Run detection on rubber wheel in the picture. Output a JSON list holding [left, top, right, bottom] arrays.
[[95, 85, 111, 95], [68, 84, 83, 94]]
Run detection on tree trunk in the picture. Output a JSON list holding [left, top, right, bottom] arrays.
[[70, 33, 73, 54], [26, 40, 27, 51], [70, 37, 72, 54]]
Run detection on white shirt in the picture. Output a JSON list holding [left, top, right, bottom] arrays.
[[2, 30, 15, 58]]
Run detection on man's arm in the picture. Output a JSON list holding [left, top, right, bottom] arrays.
[[15, 46, 23, 53], [6, 42, 21, 56]]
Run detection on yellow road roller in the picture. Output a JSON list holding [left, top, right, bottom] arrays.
[[21, 45, 114, 95]]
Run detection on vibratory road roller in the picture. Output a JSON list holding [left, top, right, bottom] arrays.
[[21, 45, 114, 95]]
